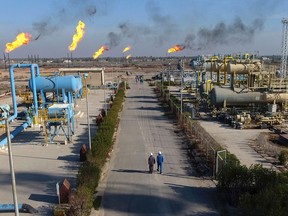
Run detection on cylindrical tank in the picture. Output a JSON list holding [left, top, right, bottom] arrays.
[[227, 62, 261, 74], [210, 87, 265, 106], [29, 75, 83, 92]]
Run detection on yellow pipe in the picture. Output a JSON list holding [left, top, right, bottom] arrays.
[[206, 79, 212, 93]]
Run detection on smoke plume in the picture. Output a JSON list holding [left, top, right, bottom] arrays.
[[104, 1, 264, 52], [32, 0, 97, 40], [105, 0, 178, 49], [107, 32, 121, 48], [145, 0, 178, 46], [184, 17, 264, 50]]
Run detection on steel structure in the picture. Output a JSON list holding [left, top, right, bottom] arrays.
[[281, 18, 288, 78]]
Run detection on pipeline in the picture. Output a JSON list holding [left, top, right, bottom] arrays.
[[2, 63, 40, 122], [0, 203, 37, 213], [0, 119, 31, 147], [0, 64, 39, 147]]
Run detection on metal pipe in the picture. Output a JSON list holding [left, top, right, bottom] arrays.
[[2, 64, 39, 123], [0, 204, 22, 212], [6, 118, 19, 216], [212, 62, 227, 85], [30, 64, 39, 116], [0, 64, 36, 147], [0, 120, 31, 147]]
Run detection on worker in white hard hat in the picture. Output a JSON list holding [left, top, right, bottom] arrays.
[[157, 151, 164, 174], [148, 153, 155, 174]]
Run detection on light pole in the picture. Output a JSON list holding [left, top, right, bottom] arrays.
[[5, 118, 19, 215], [180, 60, 183, 115], [84, 74, 91, 150], [168, 58, 171, 99], [104, 84, 107, 115]]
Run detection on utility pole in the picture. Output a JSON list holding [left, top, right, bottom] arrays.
[[84, 74, 91, 150], [180, 59, 184, 115]]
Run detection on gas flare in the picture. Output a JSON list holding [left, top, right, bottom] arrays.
[[93, 45, 109, 59], [168, 44, 185, 53], [69, 20, 85, 51], [123, 45, 131, 53], [5, 32, 32, 53], [126, 54, 131, 59]]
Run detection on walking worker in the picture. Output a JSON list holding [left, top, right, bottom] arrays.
[[148, 153, 156, 174], [157, 151, 164, 174]]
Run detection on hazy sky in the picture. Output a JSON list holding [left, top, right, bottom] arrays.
[[0, 0, 287, 58]]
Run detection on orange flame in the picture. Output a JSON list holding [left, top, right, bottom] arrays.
[[69, 20, 85, 51], [93, 45, 109, 59], [168, 44, 185, 53], [126, 54, 131, 59], [5, 32, 32, 53], [123, 45, 131, 53]]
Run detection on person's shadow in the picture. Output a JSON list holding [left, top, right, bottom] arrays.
[[112, 169, 150, 174]]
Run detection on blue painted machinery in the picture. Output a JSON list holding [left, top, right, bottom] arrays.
[[27, 67, 83, 144], [0, 64, 36, 147], [28, 74, 83, 105], [0, 63, 84, 212], [0, 63, 84, 146], [45, 103, 75, 143]]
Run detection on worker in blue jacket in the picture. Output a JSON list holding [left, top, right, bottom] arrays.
[[157, 151, 164, 174]]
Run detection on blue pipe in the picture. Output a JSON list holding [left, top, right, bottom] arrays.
[[30, 64, 39, 116], [0, 119, 31, 147], [5, 63, 39, 121], [0, 203, 37, 213], [0, 204, 23, 212], [0, 63, 38, 147]]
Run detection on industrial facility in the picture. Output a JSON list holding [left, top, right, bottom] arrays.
[[0, 64, 107, 147], [157, 19, 288, 131], [0, 2, 287, 213]]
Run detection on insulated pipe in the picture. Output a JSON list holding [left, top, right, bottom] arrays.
[[0, 203, 37, 213], [227, 63, 261, 74], [0, 119, 31, 147], [203, 62, 213, 71], [264, 93, 288, 103]]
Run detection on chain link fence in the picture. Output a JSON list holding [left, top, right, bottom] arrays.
[[156, 85, 226, 178]]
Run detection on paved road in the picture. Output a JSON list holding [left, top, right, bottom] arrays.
[[94, 81, 219, 216]]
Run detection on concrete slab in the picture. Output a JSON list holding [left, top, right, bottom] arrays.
[[198, 120, 274, 169]]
